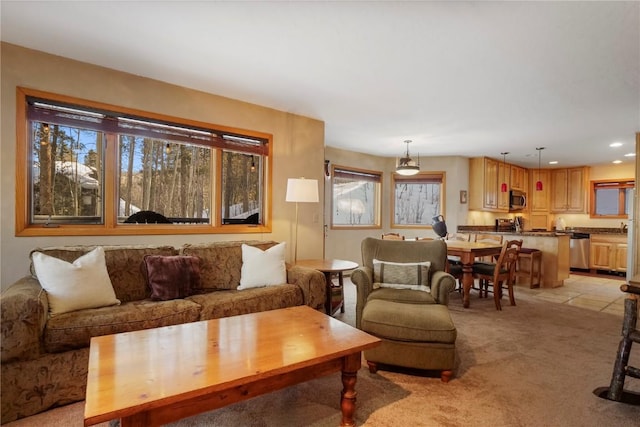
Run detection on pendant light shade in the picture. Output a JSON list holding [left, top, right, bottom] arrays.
[[500, 152, 509, 193], [535, 147, 545, 191], [396, 140, 420, 176]]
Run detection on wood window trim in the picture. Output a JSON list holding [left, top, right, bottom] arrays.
[[588, 178, 634, 219], [15, 87, 273, 236]]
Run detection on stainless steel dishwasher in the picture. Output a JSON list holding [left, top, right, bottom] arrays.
[[570, 232, 590, 269]]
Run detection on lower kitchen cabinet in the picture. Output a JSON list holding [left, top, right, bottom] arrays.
[[589, 234, 627, 272]]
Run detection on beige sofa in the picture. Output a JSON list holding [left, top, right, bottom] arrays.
[[0, 240, 326, 424]]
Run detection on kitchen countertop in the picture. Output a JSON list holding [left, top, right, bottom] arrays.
[[457, 226, 627, 236]]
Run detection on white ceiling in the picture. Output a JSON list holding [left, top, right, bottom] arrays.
[[1, 1, 639, 168]]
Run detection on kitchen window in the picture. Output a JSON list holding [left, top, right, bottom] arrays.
[[590, 179, 634, 218], [16, 87, 272, 236], [331, 165, 381, 228], [392, 172, 445, 228]]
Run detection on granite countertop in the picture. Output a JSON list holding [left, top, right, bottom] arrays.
[[457, 226, 627, 237]]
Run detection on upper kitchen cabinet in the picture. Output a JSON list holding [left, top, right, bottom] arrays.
[[529, 169, 551, 230], [550, 167, 589, 213], [529, 169, 550, 212], [498, 160, 510, 210], [510, 165, 527, 191], [469, 157, 507, 212]]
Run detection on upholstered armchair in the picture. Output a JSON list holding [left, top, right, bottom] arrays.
[[351, 237, 458, 381], [351, 237, 456, 329]]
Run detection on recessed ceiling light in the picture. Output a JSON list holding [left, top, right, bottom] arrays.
[[624, 152, 636, 157], [548, 160, 558, 165], [612, 160, 623, 164], [610, 142, 623, 148]]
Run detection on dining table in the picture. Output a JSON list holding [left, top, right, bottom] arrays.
[[445, 240, 504, 308]]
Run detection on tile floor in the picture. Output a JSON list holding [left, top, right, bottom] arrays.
[[344, 272, 630, 316], [515, 272, 628, 316]]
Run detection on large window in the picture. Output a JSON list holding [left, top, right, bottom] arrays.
[[16, 87, 271, 236], [331, 166, 381, 228], [590, 179, 634, 218], [392, 172, 445, 228]]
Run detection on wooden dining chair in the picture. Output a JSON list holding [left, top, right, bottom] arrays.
[[381, 233, 405, 240], [472, 239, 522, 310], [447, 233, 470, 242], [445, 233, 468, 289], [474, 233, 504, 262]]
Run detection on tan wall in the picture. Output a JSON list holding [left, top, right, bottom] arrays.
[[323, 146, 469, 265], [0, 42, 325, 290]]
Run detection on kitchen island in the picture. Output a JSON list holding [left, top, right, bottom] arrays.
[[458, 228, 570, 288]]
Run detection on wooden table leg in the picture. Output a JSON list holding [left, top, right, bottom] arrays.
[[460, 254, 474, 309], [324, 271, 333, 314], [338, 272, 345, 313], [340, 353, 361, 427]]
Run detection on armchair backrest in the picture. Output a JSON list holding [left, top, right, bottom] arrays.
[[361, 237, 448, 273]]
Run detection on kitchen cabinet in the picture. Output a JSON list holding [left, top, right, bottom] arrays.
[[510, 165, 527, 191], [529, 169, 550, 212], [528, 168, 551, 230], [469, 157, 507, 212], [498, 161, 509, 210], [550, 167, 588, 213], [589, 234, 627, 272]]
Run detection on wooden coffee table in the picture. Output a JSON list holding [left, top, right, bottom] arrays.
[[84, 306, 380, 427]]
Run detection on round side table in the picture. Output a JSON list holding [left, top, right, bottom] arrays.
[[295, 259, 358, 316]]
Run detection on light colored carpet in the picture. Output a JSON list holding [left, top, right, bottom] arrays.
[[6, 282, 640, 427]]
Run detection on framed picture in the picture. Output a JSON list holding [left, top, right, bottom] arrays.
[[460, 190, 467, 204]]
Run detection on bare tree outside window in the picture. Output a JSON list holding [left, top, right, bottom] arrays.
[[118, 136, 212, 223], [20, 89, 271, 234], [31, 122, 103, 224], [331, 166, 381, 228], [392, 172, 445, 227]]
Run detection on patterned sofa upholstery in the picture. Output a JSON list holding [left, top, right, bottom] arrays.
[[0, 240, 326, 424]]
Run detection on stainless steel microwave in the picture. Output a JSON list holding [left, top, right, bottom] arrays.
[[509, 190, 527, 210]]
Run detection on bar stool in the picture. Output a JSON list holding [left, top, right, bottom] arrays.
[[516, 248, 542, 288]]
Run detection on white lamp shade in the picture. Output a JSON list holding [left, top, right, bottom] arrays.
[[286, 178, 319, 203]]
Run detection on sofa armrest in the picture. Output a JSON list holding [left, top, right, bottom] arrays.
[[1, 276, 48, 363], [350, 266, 373, 329], [431, 270, 456, 305], [287, 266, 326, 312]]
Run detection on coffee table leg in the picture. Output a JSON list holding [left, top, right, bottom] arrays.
[[340, 353, 361, 427], [120, 411, 149, 427]]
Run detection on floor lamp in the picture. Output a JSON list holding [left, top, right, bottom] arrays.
[[286, 177, 319, 263]]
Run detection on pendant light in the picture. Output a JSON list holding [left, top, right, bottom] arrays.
[[500, 152, 509, 193], [535, 147, 545, 191], [396, 140, 420, 176]]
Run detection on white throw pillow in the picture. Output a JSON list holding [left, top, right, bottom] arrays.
[[32, 246, 121, 317], [238, 242, 287, 290]]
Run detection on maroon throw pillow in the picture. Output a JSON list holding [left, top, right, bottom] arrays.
[[142, 255, 200, 301]]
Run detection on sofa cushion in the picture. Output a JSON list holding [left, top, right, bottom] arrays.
[[367, 287, 437, 305], [32, 247, 121, 317], [180, 241, 278, 291], [143, 255, 201, 300], [30, 245, 179, 303], [238, 242, 286, 290], [361, 299, 456, 344], [43, 298, 201, 353], [372, 259, 431, 292], [186, 284, 303, 320]]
